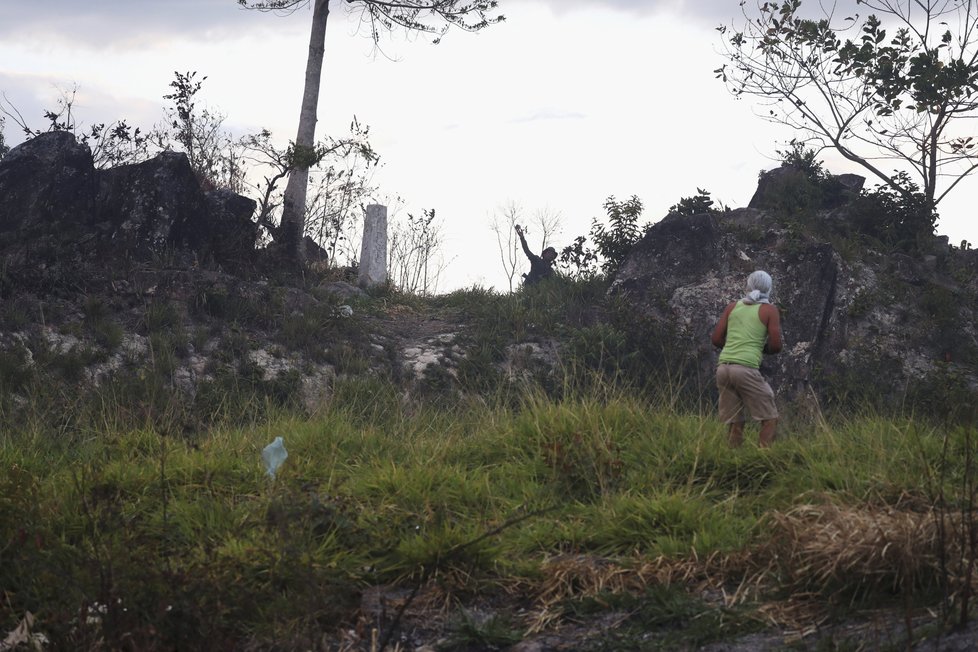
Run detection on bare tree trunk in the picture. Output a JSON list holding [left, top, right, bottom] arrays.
[[491, 202, 525, 293], [280, 0, 330, 262], [532, 206, 563, 250]]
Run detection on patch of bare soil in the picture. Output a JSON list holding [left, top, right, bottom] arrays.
[[364, 599, 978, 651], [366, 303, 461, 348], [701, 610, 978, 651], [336, 583, 978, 651], [329, 542, 978, 651]]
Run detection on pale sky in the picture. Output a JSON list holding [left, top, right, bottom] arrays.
[[2, 0, 976, 290]]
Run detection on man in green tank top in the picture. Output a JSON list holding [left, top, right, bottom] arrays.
[[710, 270, 783, 447]]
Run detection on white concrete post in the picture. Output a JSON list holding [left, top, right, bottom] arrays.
[[358, 203, 388, 287]]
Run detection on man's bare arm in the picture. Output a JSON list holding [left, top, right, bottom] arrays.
[[711, 303, 736, 348], [761, 304, 783, 354]]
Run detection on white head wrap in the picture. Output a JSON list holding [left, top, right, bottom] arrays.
[[742, 270, 772, 305]]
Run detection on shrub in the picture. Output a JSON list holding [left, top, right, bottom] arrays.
[[669, 188, 719, 217], [589, 195, 647, 277], [756, 166, 827, 216], [0, 296, 35, 330], [0, 347, 33, 393], [777, 140, 827, 180], [82, 295, 124, 351], [142, 300, 182, 333], [558, 235, 599, 281], [754, 142, 837, 216], [848, 172, 937, 253]]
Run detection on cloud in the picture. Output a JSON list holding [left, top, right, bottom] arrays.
[[0, 0, 743, 52], [532, 0, 739, 21], [0, 71, 162, 148], [0, 0, 286, 48], [533, 0, 661, 15], [530, 0, 864, 25]]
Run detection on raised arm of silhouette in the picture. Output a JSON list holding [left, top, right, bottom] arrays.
[[515, 225, 557, 286]]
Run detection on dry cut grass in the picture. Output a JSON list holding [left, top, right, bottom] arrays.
[[513, 499, 978, 641], [745, 499, 978, 637], [758, 502, 964, 598], [522, 550, 755, 632]]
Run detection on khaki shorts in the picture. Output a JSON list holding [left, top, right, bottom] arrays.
[[716, 363, 778, 424]]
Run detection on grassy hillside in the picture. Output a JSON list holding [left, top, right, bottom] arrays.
[[1, 283, 976, 650]]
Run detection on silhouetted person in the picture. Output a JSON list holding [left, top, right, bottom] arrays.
[[515, 224, 556, 286], [711, 270, 783, 448]]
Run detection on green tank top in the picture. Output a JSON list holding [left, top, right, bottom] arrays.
[[718, 301, 767, 369]]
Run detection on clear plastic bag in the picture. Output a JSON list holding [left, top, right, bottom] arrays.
[[262, 436, 288, 479]]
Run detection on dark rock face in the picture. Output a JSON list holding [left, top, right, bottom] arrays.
[[748, 166, 809, 210], [613, 213, 723, 301], [0, 132, 257, 274], [0, 131, 97, 234], [749, 165, 865, 212], [203, 189, 259, 269], [96, 151, 211, 258], [611, 187, 978, 410]]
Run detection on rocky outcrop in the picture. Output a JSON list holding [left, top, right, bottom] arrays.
[[611, 189, 978, 408], [96, 150, 212, 258], [0, 132, 257, 275], [1, 133, 975, 417], [749, 165, 865, 211], [0, 131, 97, 234]]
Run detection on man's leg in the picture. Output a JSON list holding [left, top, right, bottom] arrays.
[[728, 421, 745, 448], [759, 419, 778, 448], [735, 366, 778, 448], [717, 365, 745, 447]]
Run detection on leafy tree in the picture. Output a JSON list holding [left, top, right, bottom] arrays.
[[589, 195, 646, 277], [238, 0, 504, 263], [557, 235, 598, 281], [558, 196, 645, 281], [716, 0, 978, 211], [850, 171, 938, 251]]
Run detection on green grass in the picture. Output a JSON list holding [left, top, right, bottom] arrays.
[[2, 271, 971, 649], [0, 376, 974, 648]]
